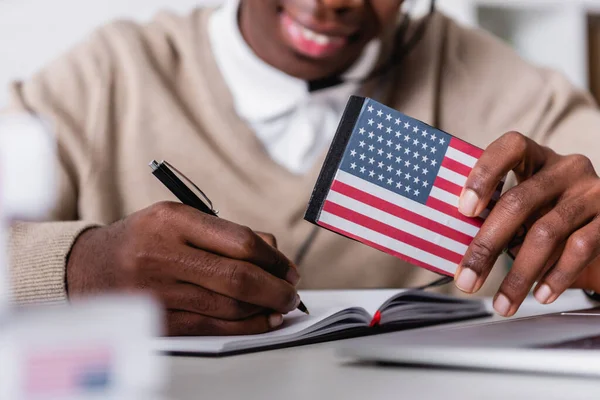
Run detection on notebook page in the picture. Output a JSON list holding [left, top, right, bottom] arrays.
[[153, 290, 401, 354], [298, 289, 406, 316], [154, 304, 350, 354]]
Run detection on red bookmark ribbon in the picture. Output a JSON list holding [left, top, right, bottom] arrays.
[[369, 310, 382, 327]]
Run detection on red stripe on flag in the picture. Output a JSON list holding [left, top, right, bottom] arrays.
[[450, 137, 484, 158], [433, 176, 463, 197], [322, 201, 464, 264], [318, 221, 454, 277], [441, 157, 472, 177], [331, 180, 474, 245], [426, 196, 484, 228]]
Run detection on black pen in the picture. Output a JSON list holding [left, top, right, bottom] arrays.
[[149, 160, 309, 315]]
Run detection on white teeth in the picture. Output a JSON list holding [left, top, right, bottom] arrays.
[[301, 26, 315, 40], [298, 23, 331, 45], [314, 34, 329, 45]]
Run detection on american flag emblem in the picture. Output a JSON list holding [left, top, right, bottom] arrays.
[[24, 345, 112, 396], [305, 96, 503, 277]]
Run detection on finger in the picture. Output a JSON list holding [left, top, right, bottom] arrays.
[[256, 232, 277, 248], [456, 164, 572, 294], [170, 247, 300, 314], [459, 131, 548, 218], [255, 231, 302, 284], [534, 216, 600, 305], [167, 310, 284, 336], [172, 205, 299, 285], [161, 282, 263, 320], [493, 195, 596, 316]]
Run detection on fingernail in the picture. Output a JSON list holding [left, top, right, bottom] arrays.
[[455, 267, 478, 293], [286, 267, 301, 286], [535, 283, 553, 304], [268, 313, 283, 328], [459, 189, 480, 217], [494, 294, 512, 316]]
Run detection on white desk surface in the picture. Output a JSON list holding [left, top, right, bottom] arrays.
[[164, 290, 600, 400]]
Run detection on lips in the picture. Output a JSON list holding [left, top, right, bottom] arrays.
[[280, 12, 350, 59]]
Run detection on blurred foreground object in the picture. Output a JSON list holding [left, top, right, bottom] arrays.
[[0, 295, 165, 400], [0, 113, 56, 220], [0, 113, 56, 314], [0, 114, 166, 399]]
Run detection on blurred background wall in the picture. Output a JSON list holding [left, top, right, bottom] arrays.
[[1, 0, 600, 106]]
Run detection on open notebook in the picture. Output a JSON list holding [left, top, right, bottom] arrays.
[[154, 289, 489, 356]]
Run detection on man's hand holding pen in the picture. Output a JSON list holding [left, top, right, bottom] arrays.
[[66, 201, 302, 336]]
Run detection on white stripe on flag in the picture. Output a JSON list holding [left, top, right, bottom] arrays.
[[430, 186, 460, 208], [319, 211, 459, 274], [326, 190, 469, 254], [438, 166, 467, 187], [335, 170, 479, 237], [446, 146, 477, 168]]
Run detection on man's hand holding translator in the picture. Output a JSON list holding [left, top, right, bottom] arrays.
[[456, 131, 600, 316]]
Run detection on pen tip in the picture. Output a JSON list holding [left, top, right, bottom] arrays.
[[298, 301, 309, 315]]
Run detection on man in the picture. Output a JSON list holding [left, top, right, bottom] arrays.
[[5, 0, 600, 335]]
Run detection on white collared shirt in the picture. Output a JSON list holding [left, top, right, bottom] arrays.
[[208, 0, 380, 174]]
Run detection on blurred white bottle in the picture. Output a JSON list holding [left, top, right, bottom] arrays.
[[0, 113, 56, 315]]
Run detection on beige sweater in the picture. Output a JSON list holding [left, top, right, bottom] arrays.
[[5, 8, 600, 305]]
